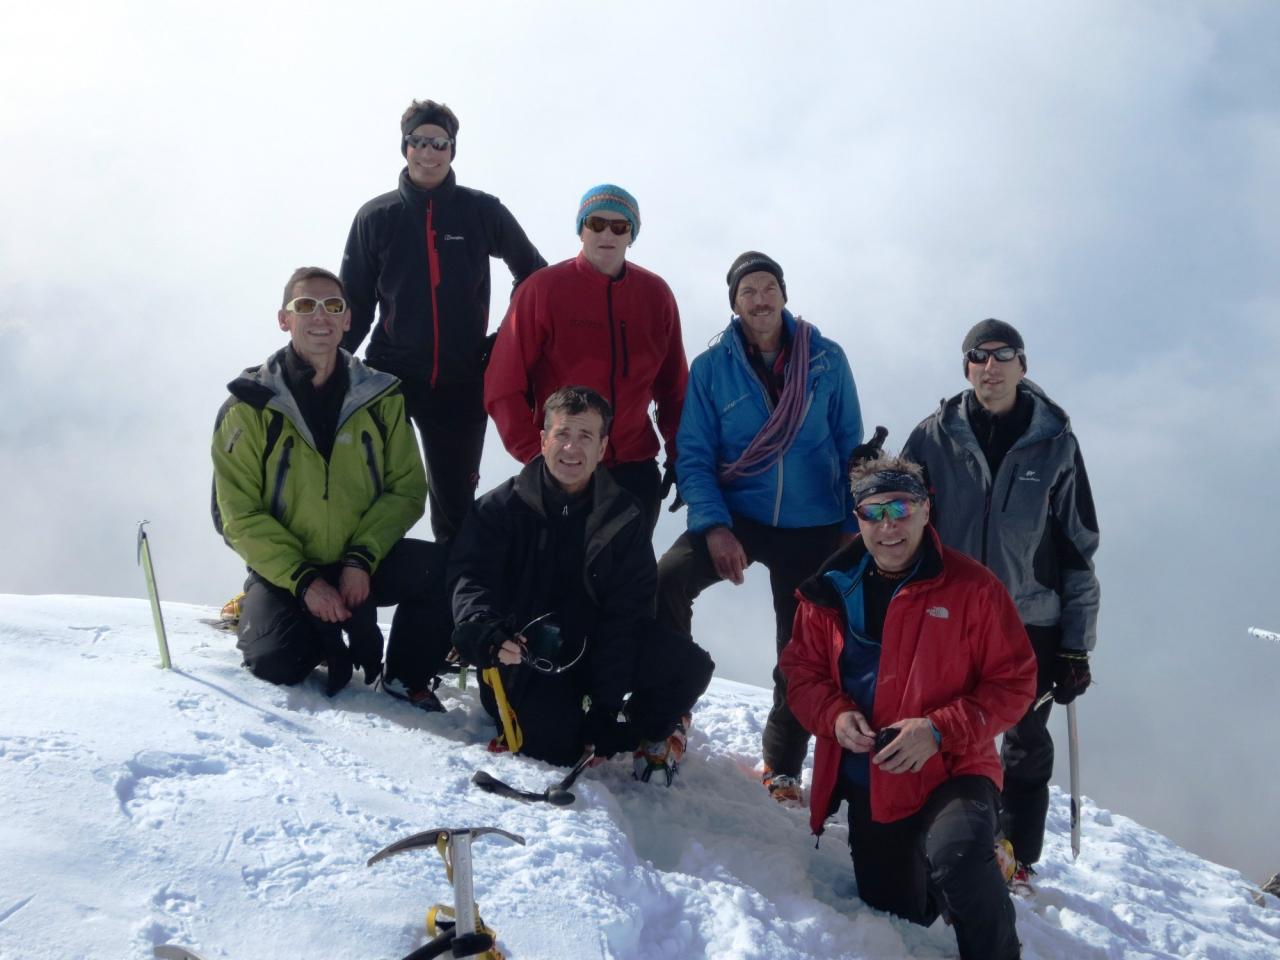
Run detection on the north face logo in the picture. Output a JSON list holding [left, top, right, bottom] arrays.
[[927, 606, 949, 619], [1017, 469, 1040, 482]]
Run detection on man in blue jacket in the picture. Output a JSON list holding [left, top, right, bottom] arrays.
[[656, 251, 864, 804], [340, 99, 546, 542]]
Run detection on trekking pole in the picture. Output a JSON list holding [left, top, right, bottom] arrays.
[[136, 521, 172, 669], [1067, 700, 1081, 859]]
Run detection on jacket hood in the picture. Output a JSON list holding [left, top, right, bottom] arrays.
[[226, 347, 401, 451], [798, 524, 946, 609], [931, 379, 1071, 451]]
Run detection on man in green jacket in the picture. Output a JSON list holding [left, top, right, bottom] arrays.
[[212, 266, 452, 703]]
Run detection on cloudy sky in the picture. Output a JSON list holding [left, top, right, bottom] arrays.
[[3, 2, 1278, 882]]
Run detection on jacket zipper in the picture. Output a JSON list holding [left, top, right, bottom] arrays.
[[606, 282, 618, 415], [362, 431, 383, 497], [1001, 461, 1019, 512], [426, 199, 441, 389], [270, 436, 294, 518]]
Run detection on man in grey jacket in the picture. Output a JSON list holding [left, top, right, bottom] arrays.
[[901, 318, 1100, 885]]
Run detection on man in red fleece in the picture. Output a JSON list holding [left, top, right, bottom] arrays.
[[483, 184, 687, 535], [781, 455, 1035, 960]]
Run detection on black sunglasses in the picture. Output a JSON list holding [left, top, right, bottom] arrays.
[[404, 134, 453, 151], [582, 215, 632, 236], [966, 346, 1023, 364]]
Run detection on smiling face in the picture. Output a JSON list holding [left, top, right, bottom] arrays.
[[405, 122, 453, 189], [579, 212, 631, 277], [856, 491, 930, 573], [277, 276, 350, 365], [540, 408, 608, 495], [966, 339, 1026, 415], [733, 270, 786, 350]]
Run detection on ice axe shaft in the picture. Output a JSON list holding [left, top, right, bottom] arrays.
[[1067, 700, 1081, 859], [136, 521, 171, 669]]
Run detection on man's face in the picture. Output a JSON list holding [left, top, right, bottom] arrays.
[[405, 122, 453, 189], [277, 277, 350, 360], [855, 491, 930, 573], [734, 271, 785, 346], [540, 409, 608, 495], [579, 212, 631, 277], [966, 339, 1025, 413]]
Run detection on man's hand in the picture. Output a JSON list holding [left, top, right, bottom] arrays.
[[338, 566, 371, 609], [1052, 651, 1092, 704], [834, 710, 875, 753], [495, 635, 526, 666], [705, 526, 748, 585], [872, 717, 939, 774], [304, 579, 352, 623]]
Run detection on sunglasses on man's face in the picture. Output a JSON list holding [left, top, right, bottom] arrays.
[[966, 346, 1023, 364], [404, 134, 453, 152], [854, 499, 922, 523], [583, 216, 632, 236], [285, 296, 347, 315]]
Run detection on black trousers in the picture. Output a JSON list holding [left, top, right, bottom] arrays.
[[841, 775, 1021, 960], [403, 379, 487, 544], [1000, 623, 1061, 865], [607, 459, 662, 539], [655, 515, 842, 777], [236, 538, 453, 693], [479, 619, 714, 767]]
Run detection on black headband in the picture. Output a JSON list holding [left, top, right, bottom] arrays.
[[852, 470, 928, 506]]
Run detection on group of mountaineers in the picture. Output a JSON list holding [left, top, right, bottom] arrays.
[[210, 97, 1101, 960]]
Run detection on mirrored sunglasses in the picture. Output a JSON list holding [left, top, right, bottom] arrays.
[[854, 499, 922, 523], [285, 296, 347, 315], [583, 215, 632, 236], [403, 134, 454, 151], [966, 346, 1023, 364]]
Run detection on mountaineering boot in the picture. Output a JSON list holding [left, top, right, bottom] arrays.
[[380, 675, 447, 713], [219, 591, 246, 625], [634, 715, 690, 787], [762, 767, 804, 806], [996, 836, 1035, 896]]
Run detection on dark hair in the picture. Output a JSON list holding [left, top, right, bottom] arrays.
[[542, 385, 613, 438], [282, 266, 344, 307]]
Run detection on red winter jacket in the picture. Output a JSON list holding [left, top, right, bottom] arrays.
[[484, 253, 688, 467], [781, 527, 1035, 834]]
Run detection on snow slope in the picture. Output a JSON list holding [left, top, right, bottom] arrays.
[[1, 595, 1276, 960]]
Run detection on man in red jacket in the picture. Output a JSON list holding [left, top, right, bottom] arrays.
[[781, 455, 1035, 960], [484, 184, 687, 535]]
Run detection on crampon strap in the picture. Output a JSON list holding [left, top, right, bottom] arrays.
[[425, 834, 504, 960]]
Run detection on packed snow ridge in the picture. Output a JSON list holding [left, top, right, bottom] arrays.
[[2, 595, 1277, 959]]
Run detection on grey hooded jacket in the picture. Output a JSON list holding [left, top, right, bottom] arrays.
[[901, 380, 1099, 652]]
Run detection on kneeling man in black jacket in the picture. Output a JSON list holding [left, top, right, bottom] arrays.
[[450, 386, 712, 784]]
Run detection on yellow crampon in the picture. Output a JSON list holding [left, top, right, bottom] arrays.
[[481, 667, 523, 754], [425, 834, 505, 960]]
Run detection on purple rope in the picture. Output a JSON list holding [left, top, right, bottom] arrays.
[[718, 317, 813, 484]]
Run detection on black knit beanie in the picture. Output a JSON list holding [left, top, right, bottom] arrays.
[[727, 251, 787, 307], [400, 100, 459, 159], [962, 318, 1026, 373]]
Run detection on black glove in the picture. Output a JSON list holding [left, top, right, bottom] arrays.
[[1052, 651, 1092, 705], [847, 426, 889, 472], [661, 464, 685, 513], [582, 708, 636, 759], [452, 621, 513, 668], [346, 626, 384, 685], [318, 627, 353, 696]]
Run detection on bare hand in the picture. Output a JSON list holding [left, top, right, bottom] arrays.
[[304, 579, 352, 623], [872, 717, 939, 775], [338, 566, 371, 609], [496, 637, 525, 666], [834, 710, 875, 753], [706, 526, 748, 585]]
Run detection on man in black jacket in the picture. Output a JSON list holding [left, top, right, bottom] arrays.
[[341, 98, 546, 542], [450, 386, 713, 781]]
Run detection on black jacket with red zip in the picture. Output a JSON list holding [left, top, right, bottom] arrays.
[[340, 168, 546, 390]]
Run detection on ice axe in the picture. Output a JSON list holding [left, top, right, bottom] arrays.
[[368, 826, 525, 959], [1030, 686, 1082, 859], [471, 748, 595, 806], [136, 521, 172, 669]]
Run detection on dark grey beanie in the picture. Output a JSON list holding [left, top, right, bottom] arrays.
[[727, 251, 787, 307], [962, 318, 1026, 373]]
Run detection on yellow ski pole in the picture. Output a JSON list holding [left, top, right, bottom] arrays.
[[136, 521, 171, 669]]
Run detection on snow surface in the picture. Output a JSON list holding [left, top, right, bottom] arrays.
[[2, 595, 1277, 960]]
